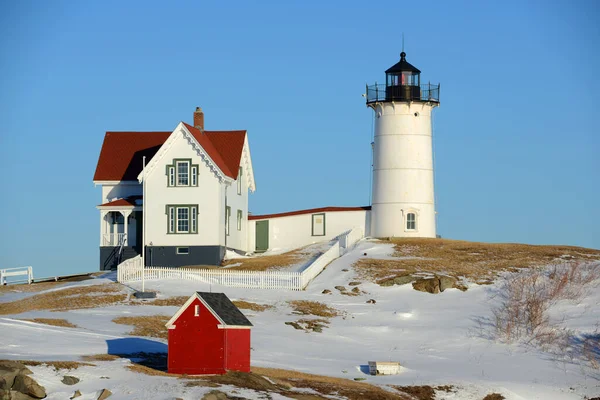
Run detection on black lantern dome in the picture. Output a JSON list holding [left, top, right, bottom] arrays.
[[366, 52, 439, 104]]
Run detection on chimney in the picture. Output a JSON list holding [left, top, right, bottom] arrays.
[[194, 107, 204, 132]]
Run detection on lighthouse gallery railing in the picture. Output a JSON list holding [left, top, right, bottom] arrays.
[[366, 83, 440, 104]]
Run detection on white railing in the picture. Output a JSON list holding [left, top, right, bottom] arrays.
[[117, 227, 364, 291], [1, 266, 33, 285], [102, 233, 126, 247]]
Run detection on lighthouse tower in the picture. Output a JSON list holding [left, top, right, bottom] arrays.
[[366, 52, 440, 238]]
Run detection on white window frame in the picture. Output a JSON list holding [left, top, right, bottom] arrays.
[[176, 247, 189, 255], [237, 167, 243, 195], [191, 166, 197, 186], [177, 161, 190, 186], [167, 205, 198, 234], [404, 210, 418, 232], [169, 207, 175, 233], [226, 206, 231, 236], [177, 207, 189, 233], [194, 304, 200, 316], [168, 166, 175, 186], [237, 210, 242, 231], [191, 206, 197, 233]]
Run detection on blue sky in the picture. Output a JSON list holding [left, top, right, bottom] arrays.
[[0, 0, 598, 277]]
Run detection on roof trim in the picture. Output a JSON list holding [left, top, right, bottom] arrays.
[[136, 122, 233, 185], [249, 206, 371, 220], [165, 293, 227, 329]]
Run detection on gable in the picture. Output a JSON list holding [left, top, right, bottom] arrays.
[[94, 124, 249, 183], [165, 292, 252, 329]]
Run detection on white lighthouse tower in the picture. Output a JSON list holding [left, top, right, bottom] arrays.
[[366, 52, 440, 238]]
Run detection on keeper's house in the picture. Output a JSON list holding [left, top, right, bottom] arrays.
[[94, 108, 255, 270]]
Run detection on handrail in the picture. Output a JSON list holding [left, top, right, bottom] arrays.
[[366, 83, 440, 104], [117, 233, 127, 264]]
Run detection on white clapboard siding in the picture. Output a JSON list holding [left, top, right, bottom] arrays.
[[117, 227, 363, 291]]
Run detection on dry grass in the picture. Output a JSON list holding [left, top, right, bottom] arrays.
[[251, 367, 410, 400], [145, 296, 189, 307], [112, 315, 170, 339], [492, 262, 600, 349], [0, 275, 96, 294], [0, 283, 127, 315], [288, 300, 339, 318], [10, 360, 95, 370], [81, 354, 121, 362], [19, 318, 78, 328], [285, 318, 330, 333], [482, 394, 505, 400], [221, 248, 308, 271], [126, 363, 177, 377], [355, 238, 600, 284], [232, 300, 272, 312]]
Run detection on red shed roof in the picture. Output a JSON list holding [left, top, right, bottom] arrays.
[[94, 124, 246, 181], [249, 206, 371, 220]]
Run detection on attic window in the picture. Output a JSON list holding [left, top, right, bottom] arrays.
[[167, 159, 198, 187], [194, 305, 200, 316]]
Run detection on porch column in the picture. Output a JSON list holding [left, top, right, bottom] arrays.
[[100, 211, 109, 246], [120, 210, 132, 246]]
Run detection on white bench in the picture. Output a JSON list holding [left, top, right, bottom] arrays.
[[1, 266, 33, 285]]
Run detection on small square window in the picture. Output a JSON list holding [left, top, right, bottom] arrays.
[[176, 247, 189, 255]]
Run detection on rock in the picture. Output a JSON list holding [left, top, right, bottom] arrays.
[[412, 278, 440, 294], [312, 326, 323, 333], [9, 391, 37, 400], [321, 289, 331, 294], [12, 375, 46, 399], [97, 389, 112, 400], [366, 299, 376, 304], [348, 282, 361, 286], [378, 275, 416, 287], [341, 269, 349, 272], [284, 321, 302, 330], [393, 275, 417, 285], [61, 376, 80, 386], [351, 287, 361, 293], [0, 361, 32, 389], [71, 390, 82, 399], [201, 390, 233, 400], [334, 286, 346, 292], [439, 276, 457, 292], [363, 253, 367, 256]]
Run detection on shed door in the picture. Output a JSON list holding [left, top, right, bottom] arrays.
[[255, 221, 269, 252]]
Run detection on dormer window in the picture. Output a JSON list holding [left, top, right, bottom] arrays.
[[167, 159, 198, 187]]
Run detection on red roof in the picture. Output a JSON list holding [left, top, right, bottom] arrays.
[[93, 124, 246, 181], [248, 206, 371, 220], [98, 196, 142, 207]]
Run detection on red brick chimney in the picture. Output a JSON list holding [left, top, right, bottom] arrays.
[[194, 107, 204, 132]]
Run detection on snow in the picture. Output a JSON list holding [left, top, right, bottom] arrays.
[[1, 240, 599, 399]]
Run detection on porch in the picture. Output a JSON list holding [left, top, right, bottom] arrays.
[[99, 210, 142, 249]]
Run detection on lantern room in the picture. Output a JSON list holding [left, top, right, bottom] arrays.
[[385, 51, 421, 101], [365, 51, 439, 104]]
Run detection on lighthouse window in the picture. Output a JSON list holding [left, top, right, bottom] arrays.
[[406, 213, 416, 230]]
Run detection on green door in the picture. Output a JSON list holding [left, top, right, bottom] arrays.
[[255, 221, 269, 252]]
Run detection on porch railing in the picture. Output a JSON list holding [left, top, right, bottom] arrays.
[[102, 233, 126, 247]]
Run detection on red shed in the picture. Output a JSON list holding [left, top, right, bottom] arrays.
[[165, 292, 253, 375]]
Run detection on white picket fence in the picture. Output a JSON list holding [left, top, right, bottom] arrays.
[[117, 227, 363, 290]]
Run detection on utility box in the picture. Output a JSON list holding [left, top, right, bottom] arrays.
[[368, 361, 401, 375]]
